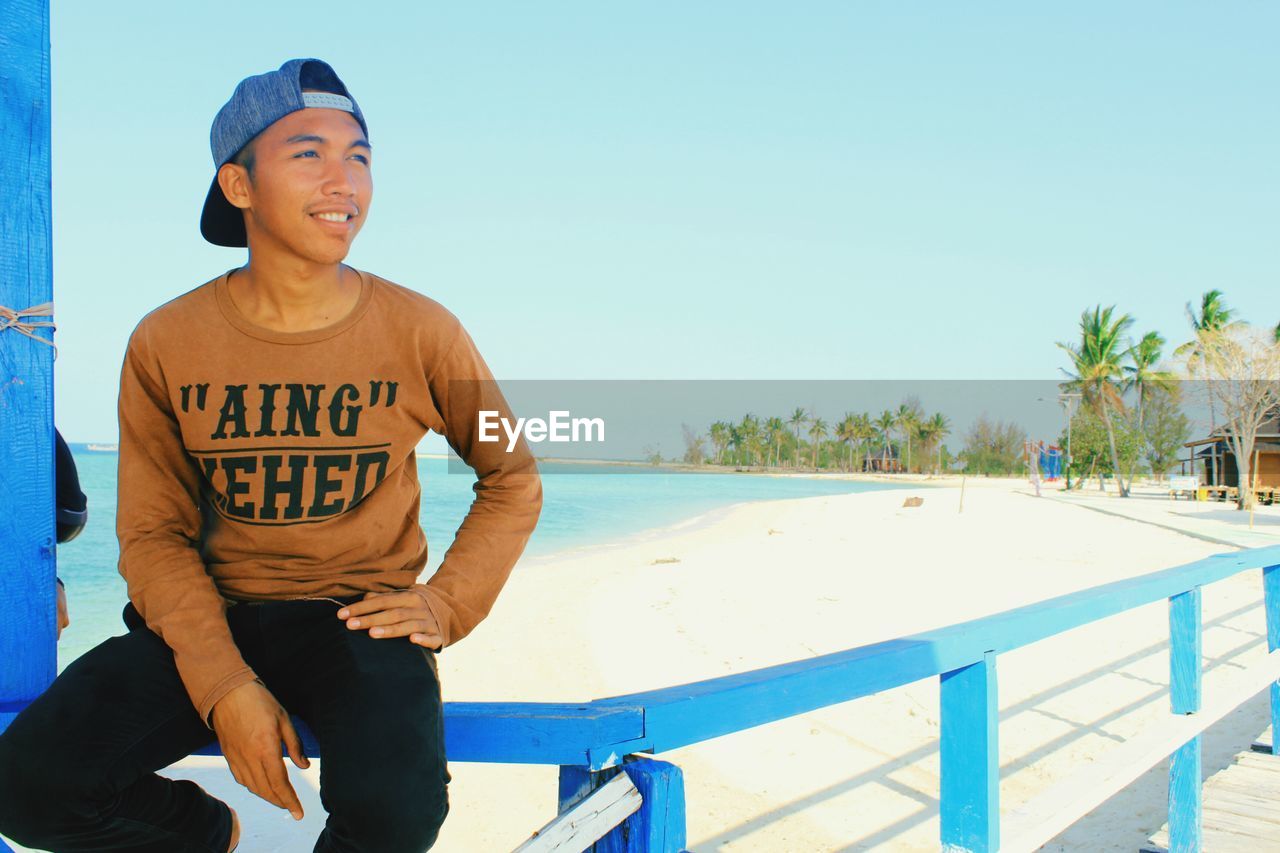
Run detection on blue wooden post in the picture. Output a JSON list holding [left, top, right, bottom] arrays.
[[0, 0, 56, 737], [1264, 565, 1280, 755], [558, 757, 687, 852], [1168, 588, 1202, 853], [940, 651, 998, 852]]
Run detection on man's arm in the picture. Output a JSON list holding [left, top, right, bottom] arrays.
[[116, 320, 259, 730], [412, 322, 543, 649]]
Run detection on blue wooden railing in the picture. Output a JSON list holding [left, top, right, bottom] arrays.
[[161, 543, 1277, 850], [5, 544, 1277, 851], [5, 545, 1274, 850]]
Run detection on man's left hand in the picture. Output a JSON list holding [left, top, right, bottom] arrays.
[[337, 590, 442, 649]]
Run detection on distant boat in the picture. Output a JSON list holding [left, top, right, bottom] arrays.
[[85, 443, 118, 452]]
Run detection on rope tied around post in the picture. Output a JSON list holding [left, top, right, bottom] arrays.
[[0, 302, 57, 358]]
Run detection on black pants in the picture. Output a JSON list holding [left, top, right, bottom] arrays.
[[0, 595, 450, 852]]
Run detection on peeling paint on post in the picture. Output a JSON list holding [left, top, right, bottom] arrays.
[[0, 0, 57, 736]]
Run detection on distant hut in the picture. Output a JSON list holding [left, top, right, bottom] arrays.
[[1181, 410, 1280, 496], [863, 445, 902, 473]]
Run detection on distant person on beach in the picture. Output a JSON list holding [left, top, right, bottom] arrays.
[[54, 427, 89, 639], [0, 58, 542, 853]]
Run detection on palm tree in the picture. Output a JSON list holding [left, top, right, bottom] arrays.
[[727, 423, 744, 465], [808, 417, 829, 469], [764, 416, 786, 468], [709, 421, 730, 465], [915, 420, 935, 472], [1058, 305, 1134, 497], [836, 413, 862, 471], [875, 410, 896, 472], [739, 413, 762, 468], [853, 412, 876, 472], [928, 412, 951, 474], [1177, 290, 1238, 355], [1124, 331, 1175, 435], [787, 407, 808, 468], [1175, 290, 1240, 440], [895, 404, 920, 473]]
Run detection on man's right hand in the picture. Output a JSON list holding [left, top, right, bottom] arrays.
[[209, 680, 310, 821]]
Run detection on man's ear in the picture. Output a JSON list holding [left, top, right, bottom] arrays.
[[217, 162, 252, 211]]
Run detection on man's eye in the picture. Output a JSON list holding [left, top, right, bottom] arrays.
[[295, 150, 319, 158], [351, 154, 370, 164]]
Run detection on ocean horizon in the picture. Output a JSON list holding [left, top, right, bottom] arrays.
[[53, 449, 906, 670]]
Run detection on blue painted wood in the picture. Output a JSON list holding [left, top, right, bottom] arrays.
[[0, 0, 56, 738], [1168, 738, 1201, 853], [29, 544, 1275, 774], [558, 763, 601, 814], [1168, 589, 1202, 851], [1169, 589, 1202, 715], [1264, 564, 1280, 756], [596, 547, 1280, 754], [607, 757, 687, 852], [940, 651, 998, 852], [5, 541, 1277, 848], [556, 758, 686, 853]]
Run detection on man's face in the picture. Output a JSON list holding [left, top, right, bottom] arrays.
[[218, 105, 372, 264]]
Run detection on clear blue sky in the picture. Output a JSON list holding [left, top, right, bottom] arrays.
[[49, 2, 1277, 443]]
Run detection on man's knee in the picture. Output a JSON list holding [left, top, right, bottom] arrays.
[[0, 721, 91, 843], [324, 769, 450, 852]]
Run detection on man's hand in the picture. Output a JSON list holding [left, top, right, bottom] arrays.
[[56, 582, 69, 640], [337, 589, 443, 648], [210, 680, 310, 821]]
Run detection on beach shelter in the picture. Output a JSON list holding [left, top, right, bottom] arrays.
[[1184, 410, 1280, 490], [1038, 444, 1063, 481], [0, 0, 57, 738]]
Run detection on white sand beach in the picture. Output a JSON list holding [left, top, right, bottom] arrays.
[[13, 477, 1278, 852]]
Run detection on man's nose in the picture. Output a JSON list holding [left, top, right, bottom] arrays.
[[320, 155, 358, 196]]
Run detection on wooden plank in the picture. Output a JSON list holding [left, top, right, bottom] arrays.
[[1200, 804, 1280, 838], [1194, 786, 1278, 820], [1006, 651, 1280, 853], [514, 770, 641, 852], [1148, 746, 1280, 851], [0, 0, 56, 736], [1265, 565, 1280, 756], [1169, 739, 1201, 851], [596, 758, 687, 853], [1168, 589, 1202, 852], [1248, 724, 1272, 754], [940, 652, 998, 853], [160, 548, 1280, 772], [554, 758, 687, 853], [597, 547, 1280, 754], [1170, 589, 1203, 714], [1227, 751, 1280, 774]]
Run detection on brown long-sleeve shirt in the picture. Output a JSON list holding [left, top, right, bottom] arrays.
[[115, 265, 542, 729]]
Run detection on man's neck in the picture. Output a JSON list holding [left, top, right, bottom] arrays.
[[227, 255, 360, 334]]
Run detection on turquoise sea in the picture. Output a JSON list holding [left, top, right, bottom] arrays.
[[53, 450, 905, 670]]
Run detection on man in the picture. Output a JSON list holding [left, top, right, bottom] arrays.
[[0, 57, 542, 852]]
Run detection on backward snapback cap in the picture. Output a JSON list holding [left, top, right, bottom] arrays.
[[201, 57, 369, 248]]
